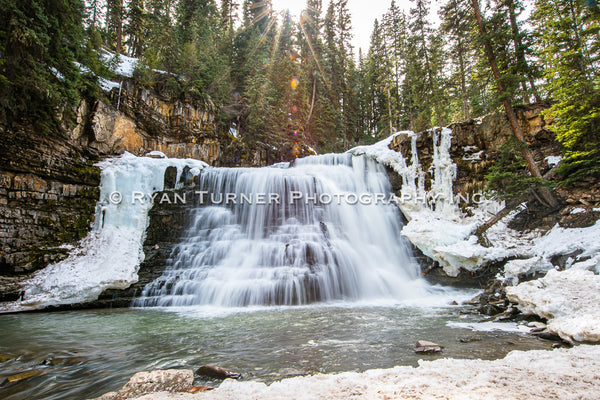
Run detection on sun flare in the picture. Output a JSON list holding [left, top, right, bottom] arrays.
[[270, 0, 306, 18]]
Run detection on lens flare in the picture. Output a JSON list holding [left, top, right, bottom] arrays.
[[290, 77, 299, 90]]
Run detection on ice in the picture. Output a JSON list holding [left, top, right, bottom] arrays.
[[506, 268, 600, 343], [503, 257, 554, 283], [446, 321, 530, 333], [125, 345, 600, 400], [1, 153, 207, 312]]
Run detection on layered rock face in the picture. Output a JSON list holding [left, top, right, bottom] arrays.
[[389, 103, 561, 203], [0, 129, 101, 280], [0, 80, 228, 278], [77, 81, 222, 164]]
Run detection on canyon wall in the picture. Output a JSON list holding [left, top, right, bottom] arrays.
[[0, 79, 282, 279]]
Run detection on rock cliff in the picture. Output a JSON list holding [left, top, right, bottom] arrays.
[[388, 103, 561, 204], [0, 78, 283, 282]]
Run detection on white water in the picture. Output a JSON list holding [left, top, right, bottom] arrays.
[[135, 154, 439, 307]]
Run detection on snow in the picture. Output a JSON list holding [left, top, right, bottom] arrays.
[[506, 268, 600, 343], [446, 321, 531, 333], [570, 207, 586, 214], [462, 150, 484, 162], [1, 153, 207, 312], [349, 131, 421, 185], [146, 151, 167, 158], [100, 51, 139, 78], [503, 257, 554, 282], [127, 345, 600, 400], [545, 155, 562, 167], [98, 77, 121, 92], [502, 220, 600, 282]]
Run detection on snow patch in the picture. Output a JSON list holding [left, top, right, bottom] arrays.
[[145, 151, 167, 158], [98, 77, 120, 92], [545, 155, 562, 167]]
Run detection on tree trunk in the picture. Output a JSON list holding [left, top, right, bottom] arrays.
[[307, 76, 317, 127], [457, 36, 470, 120], [471, 0, 558, 208], [387, 85, 394, 136]]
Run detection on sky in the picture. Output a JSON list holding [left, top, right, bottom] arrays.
[[270, 0, 440, 55]]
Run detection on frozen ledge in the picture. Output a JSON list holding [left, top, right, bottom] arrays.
[[127, 345, 600, 400], [506, 268, 600, 344]]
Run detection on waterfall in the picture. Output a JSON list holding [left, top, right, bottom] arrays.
[[134, 153, 433, 308]]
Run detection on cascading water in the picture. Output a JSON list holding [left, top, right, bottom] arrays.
[[134, 153, 435, 308]]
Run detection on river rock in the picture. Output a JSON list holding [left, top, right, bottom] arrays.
[[415, 340, 443, 354], [196, 365, 242, 380], [2, 369, 44, 385], [189, 386, 214, 393], [94, 369, 194, 400]]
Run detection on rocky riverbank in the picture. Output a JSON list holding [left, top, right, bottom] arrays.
[[94, 345, 600, 400]]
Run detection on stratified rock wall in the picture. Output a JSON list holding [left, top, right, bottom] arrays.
[[0, 79, 237, 278], [389, 103, 561, 204], [0, 128, 100, 278]]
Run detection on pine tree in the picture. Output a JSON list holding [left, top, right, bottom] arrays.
[[408, 0, 444, 129], [382, 1, 407, 130], [440, 0, 474, 120], [471, 0, 558, 207], [533, 0, 600, 183], [125, 0, 146, 57], [107, 0, 124, 53], [0, 0, 85, 132]]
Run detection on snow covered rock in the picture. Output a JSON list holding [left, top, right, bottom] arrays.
[[506, 268, 600, 343]]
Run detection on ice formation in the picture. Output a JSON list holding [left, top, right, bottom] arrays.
[[3, 153, 207, 312]]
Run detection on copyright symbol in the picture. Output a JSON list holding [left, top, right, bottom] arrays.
[[109, 191, 122, 204]]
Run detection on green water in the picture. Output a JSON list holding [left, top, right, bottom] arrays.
[[0, 304, 553, 400]]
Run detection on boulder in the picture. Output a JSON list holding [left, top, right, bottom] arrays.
[[196, 365, 242, 380], [415, 340, 443, 354], [93, 369, 194, 400]]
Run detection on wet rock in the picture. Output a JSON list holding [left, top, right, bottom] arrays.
[[94, 369, 194, 400], [163, 166, 178, 190], [533, 330, 563, 342], [527, 321, 547, 330], [415, 340, 443, 354], [459, 335, 483, 343], [189, 386, 214, 393], [2, 370, 44, 385], [196, 365, 242, 380], [0, 353, 16, 363]]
